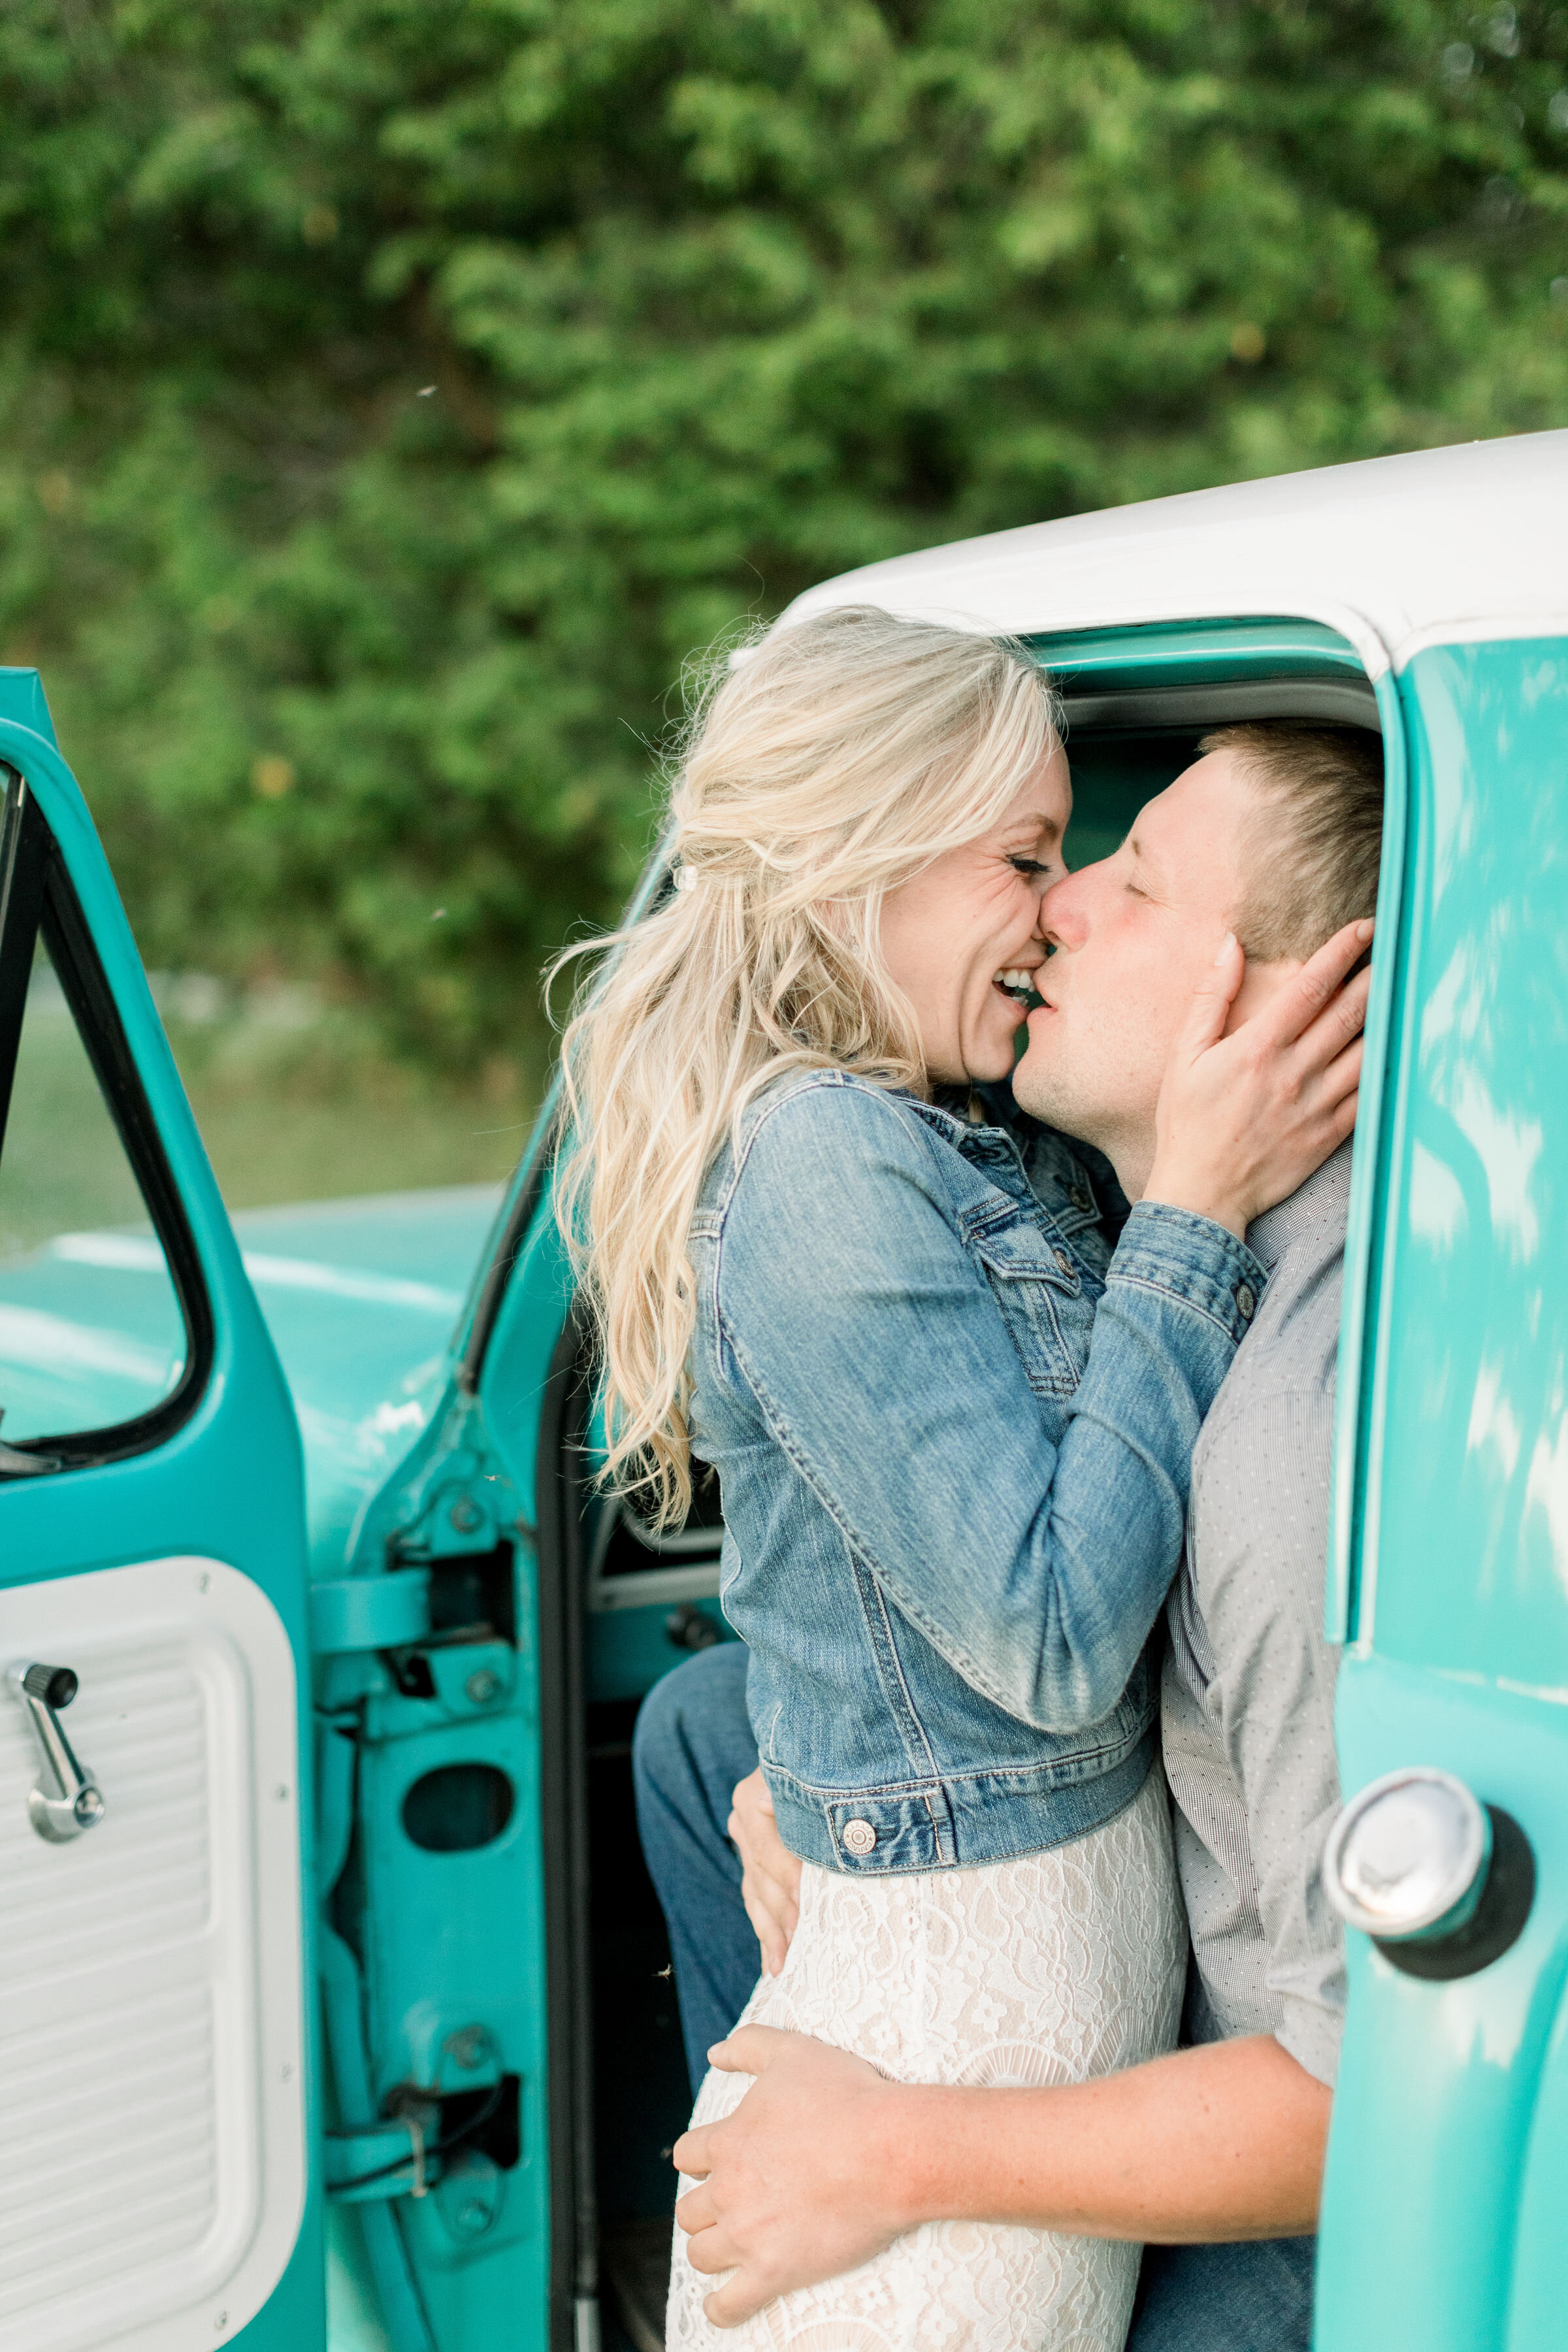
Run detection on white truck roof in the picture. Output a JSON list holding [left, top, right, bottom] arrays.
[[779, 429, 1568, 681]]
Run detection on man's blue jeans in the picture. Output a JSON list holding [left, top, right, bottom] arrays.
[[632, 1647, 1316, 2351], [632, 1641, 763, 2091]]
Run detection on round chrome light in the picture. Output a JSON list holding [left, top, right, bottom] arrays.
[[1324, 1767, 1492, 1943]]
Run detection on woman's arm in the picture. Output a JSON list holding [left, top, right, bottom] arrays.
[[714, 929, 1367, 1733], [718, 1086, 1250, 1731]]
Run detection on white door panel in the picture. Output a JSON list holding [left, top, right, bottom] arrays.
[[0, 1557, 306, 2352]]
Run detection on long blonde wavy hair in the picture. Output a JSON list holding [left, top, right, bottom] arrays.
[[553, 604, 1059, 1526]]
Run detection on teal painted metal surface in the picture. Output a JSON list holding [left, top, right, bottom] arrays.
[[0, 1230, 187, 1439], [0, 1185, 501, 1565], [1326, 1662, 1568, 2350], [1355, 640, 1568, 1684], [1316, 638, 1568, 2351], [0, 708, 325, 2348], [0, 664, 58, 744], [1507, 1951, 1568, 2348], [231, 1186, 502, 1575], [478, 1184, 576, 1537], [1026, 615, 1369, 688], [306, 1191, 576, 2351], [1326, 662, 1409, 1645], [587, 1599, 734, 1703], [312, 1568, 433, 1652]]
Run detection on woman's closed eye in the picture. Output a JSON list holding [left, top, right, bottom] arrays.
[[1009, 855, 1055, 878]]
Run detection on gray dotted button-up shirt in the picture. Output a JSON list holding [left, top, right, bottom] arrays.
[[1162, 1143, 1351, 2087]]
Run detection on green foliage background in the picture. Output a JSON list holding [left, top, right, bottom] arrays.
[[3, 0, 1567, 1080]]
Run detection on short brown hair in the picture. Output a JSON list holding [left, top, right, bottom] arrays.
[[1200, 721, 1384, 962]]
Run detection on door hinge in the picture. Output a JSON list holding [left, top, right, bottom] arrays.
[[310, 1571, 432, 1656]]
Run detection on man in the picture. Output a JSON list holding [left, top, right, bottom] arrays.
[[634, 720, 1382, 2347]]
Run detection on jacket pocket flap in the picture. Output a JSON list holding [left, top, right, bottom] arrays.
[[971, 1221, 1078, 1288]]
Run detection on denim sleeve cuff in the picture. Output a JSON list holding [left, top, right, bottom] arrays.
[[1107, 1201, 1269, 1345]]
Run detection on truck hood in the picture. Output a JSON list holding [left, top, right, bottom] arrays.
[[230, 1184, 506, 1575], [0, 1184, 505, 1578]]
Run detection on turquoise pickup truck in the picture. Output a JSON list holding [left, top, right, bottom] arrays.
[[1, 430, 1565, 2352]]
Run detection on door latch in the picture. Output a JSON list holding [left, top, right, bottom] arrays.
[[7, 1663, 105, 1842]]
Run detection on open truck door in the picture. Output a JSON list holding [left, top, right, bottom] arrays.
[[0, 672, 321, 2352]]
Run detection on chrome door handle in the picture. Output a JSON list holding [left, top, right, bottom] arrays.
[[7, 1662, 105, 1842], [1324, 1766, 1533, 1980]]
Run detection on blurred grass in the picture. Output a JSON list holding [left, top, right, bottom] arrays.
[[3, 965, 548, 1240], [0, 983, 153, 1252], [165, 1011, 546, 1210]]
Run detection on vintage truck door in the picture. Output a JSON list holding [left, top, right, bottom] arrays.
[[1316, 629, 1568, 2349], [0, 675, 321, 2352]]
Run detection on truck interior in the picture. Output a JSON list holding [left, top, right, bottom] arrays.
[[523, 621, 1386, 2351]]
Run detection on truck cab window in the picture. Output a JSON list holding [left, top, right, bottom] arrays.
[[0, 771, 206, 1469], [0, 936, 186, 1447]]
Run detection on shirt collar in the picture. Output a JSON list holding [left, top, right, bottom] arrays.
[[1245, 1140, 1354, 1275]]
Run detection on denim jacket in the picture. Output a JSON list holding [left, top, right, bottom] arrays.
[[686, 1068, 1267, 1876]]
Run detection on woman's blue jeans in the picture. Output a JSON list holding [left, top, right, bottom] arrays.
[[631, 1646, 1315, 2352]]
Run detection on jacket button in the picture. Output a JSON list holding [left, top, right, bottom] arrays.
[[1235, 1281, 1256, 1320], [1053, 1247, 1073, 1275], [1070, 1185, 1093, 1212], [841, 1818, 877, 1857]]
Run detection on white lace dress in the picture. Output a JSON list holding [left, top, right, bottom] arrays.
[[667, 1769, 1185, 2352]]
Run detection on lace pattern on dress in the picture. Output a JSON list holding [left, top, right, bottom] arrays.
[[668, 1769, 1186, 2352]]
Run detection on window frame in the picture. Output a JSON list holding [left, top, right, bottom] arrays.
[[0, 764, 214, 1477]]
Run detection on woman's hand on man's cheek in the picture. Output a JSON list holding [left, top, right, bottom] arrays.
[[673, 2026, 917, 2326]]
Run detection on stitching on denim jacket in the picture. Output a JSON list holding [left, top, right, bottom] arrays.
[[1113, 1245, 1262, 1307], [762, 1740, 1156, 1871], [709, 1073, 938, 1356], [718, 1068, 917, 1217], [765, 1705, 1156, 1807], [921, 1786, 958, 1866], [848, 1539, 945, 1787], [973, 1256, 1080, 1398], [968, 1217, 1091, 1396], [721, 1322, 1051, 1725], [1107, 1269, 1251, 1347], [704, 1070, 1185, 1744], [1107, 1218, 1266, 1340], [766, 1761, 947, 1803], [705, 1071, 953, 1394], [719, 1322, 1132, 1741], [964, 1200, 1081, 1269], [1118, 1205, 1267, 1286]]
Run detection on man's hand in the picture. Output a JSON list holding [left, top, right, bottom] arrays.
[[728, 1769, 802, 1976], [672, 2026, 1330, 2327], [674, 2026, 915, 2327]]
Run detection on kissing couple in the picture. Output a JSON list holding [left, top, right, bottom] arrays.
[[559, 606, 1379, 2351]]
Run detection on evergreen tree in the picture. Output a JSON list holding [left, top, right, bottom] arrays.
[[2, 0, 1565, 1064]]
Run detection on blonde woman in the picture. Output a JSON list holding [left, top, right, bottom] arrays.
[[557, 609, 1365, 2350]]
